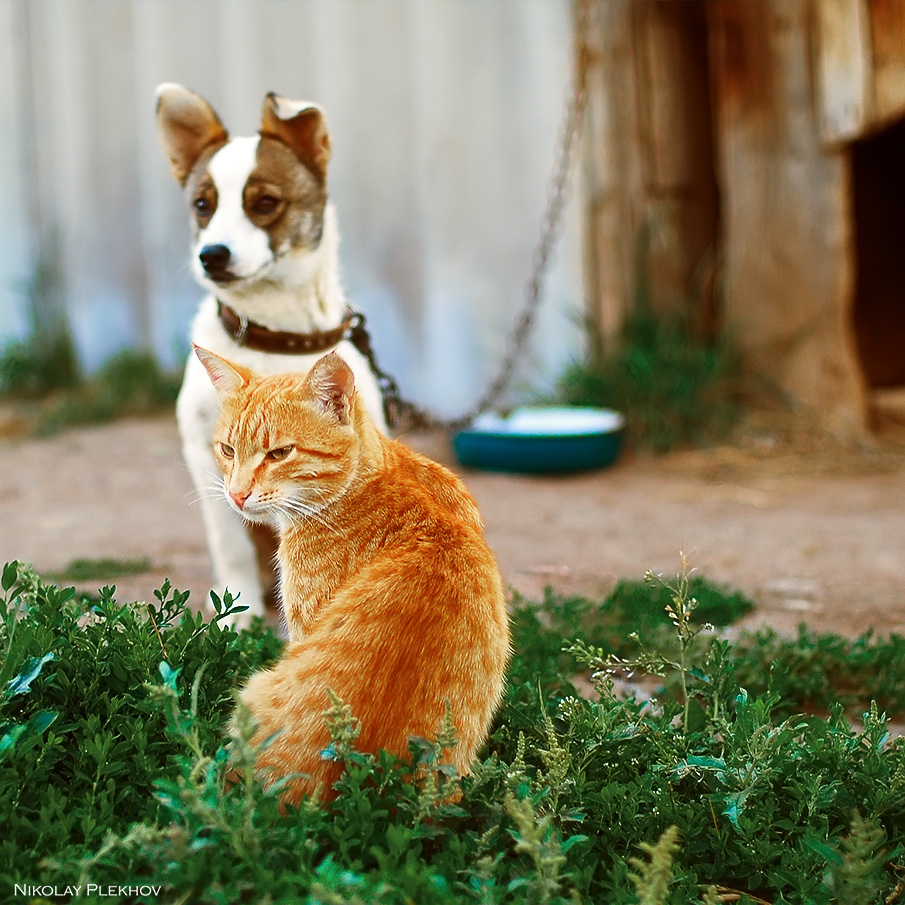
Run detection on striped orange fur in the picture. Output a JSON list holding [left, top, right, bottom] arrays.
[[195, 347, 510, 804]]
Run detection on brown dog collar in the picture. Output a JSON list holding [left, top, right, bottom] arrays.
[[217, 301, 355, 354]]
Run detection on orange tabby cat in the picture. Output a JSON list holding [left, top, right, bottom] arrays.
[[195, 346, 510, 804]]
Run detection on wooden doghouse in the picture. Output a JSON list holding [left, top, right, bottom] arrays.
[[583, 0, 905, 435]]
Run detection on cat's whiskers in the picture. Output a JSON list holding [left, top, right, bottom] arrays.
[[278, 497, 344, 535], [292, 485, 334, 506], [186, 475, 227, 507]]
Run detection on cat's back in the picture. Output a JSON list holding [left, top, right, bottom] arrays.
[[333, 433, 503, 619], [379, 436, 485, 535]]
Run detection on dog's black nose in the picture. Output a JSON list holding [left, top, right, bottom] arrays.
[[199, 244, 232, 275]]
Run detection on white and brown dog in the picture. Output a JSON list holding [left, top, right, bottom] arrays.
[[156, 84, 387, 623]]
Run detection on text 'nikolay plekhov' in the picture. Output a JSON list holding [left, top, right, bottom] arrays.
[[14, 885, 164, 898]]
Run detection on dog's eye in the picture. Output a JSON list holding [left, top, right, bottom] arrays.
[[218, 442, 235, 459], [266, 446, 292, 462], [194, 197, 213, 216], [253, 195, 280, 215]]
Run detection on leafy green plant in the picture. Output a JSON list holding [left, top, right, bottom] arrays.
[[730, 627, 905, 719], [627, 824, 680, 905], [4, 557, 905, 904], [0, 561, 279, 888], [0, 597, 58, 770]]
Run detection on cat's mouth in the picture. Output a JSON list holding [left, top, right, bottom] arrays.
[[226, 495, 275, 525]]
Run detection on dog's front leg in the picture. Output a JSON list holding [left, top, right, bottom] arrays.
[[191, 450, 267, 625]]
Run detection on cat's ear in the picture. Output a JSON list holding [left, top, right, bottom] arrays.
[[193, 345, 253, 396], [306, 353, 355, 425]]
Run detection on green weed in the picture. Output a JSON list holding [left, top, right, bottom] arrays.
[[506, 570, 752, 715], [45, 557, 155, 583], [2, 236, 179, 434], [0, 331, 80, 400], [557, 305, 743, 452], [0, 233, 79, 400], [35, 349, 180, 435], [0, 344, 180, 436], [626, 824, 680, 905]]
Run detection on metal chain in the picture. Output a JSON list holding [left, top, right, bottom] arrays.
[[346, 312, 415, 430], [353, 0, 595, 433]]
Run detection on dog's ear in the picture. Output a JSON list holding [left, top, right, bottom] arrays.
[[260, 94, 331, 183], [156, 84, 228, 186], [193, 345, 253, 397], [305, 353, 355, 425]]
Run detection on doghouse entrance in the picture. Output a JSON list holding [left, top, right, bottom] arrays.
[[851, 116, 905, 394]]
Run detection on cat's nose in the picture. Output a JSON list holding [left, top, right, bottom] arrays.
[[230, 488, 251, 509]]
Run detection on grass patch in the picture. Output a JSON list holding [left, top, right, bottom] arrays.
[[45, 556, 155, 583], [558, 306, 744, 453], [0, 331, 80, 400], [0, 346, 180, 436], [1, 243, 180, 435], [34, 349, 181, 435], [0, 236, 79, 402], [3, 560, 905, 903]]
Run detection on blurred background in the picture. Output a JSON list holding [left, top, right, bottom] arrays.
[[2, 0, 905, 441], [0, 0, 583, 422], [2, 0, 905, 636]]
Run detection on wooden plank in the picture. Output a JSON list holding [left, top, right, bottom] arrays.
[[869, 0, 905, 126], [637, 1, 691, 189], [710, 0, 867, 433], [813, 0, 872, 145], [637, 2, 719, 324], [583, 0, 644, 344]]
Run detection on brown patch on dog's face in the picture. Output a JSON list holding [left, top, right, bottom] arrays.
[[183, 130, 331, 288], [161, 87, 335, 290], [184, 145, 225, 239], [246, 137, 327, 256], [184, 137, 326, 255]]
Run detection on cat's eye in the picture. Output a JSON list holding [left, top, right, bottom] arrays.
[[267, 446, 293, 462], [219, 442, 235, 459]]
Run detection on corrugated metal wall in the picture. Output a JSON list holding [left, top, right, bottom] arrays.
[[0, 0, 585, 418]]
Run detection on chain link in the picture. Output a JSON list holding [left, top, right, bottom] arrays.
[[345, 312, 414, 431], [355, 0, 595, 433]]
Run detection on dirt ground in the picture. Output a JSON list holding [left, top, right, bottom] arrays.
[[2, 412, 904, 639]]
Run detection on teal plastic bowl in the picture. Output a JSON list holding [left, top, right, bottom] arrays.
[[453, 406, 625, 474]]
